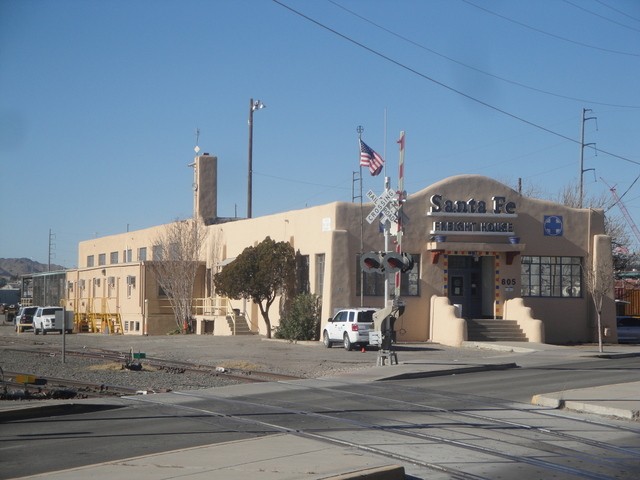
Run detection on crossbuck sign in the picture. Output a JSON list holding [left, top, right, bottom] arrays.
[[366, 189, 398, 225]]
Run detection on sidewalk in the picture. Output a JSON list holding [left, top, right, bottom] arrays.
[[4, 342, 640, 480]]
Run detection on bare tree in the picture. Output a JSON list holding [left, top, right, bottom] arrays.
[[582, 253, 614, 353], [149, 218, 207, 332], [556, 182, 631, 271]]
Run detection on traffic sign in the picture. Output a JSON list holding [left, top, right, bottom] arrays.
[[366, 189, 398, 225]]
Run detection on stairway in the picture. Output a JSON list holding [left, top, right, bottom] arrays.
[[225, 314, 254, 335], [466, 319, 527, 342]]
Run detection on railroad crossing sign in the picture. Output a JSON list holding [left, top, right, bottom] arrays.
[[366, 189, 398, 225]]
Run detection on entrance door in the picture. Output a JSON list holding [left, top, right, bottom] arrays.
[[448, 255, 484, 319]]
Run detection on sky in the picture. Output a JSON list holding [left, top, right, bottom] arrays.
[[1, 0, 639, 268]]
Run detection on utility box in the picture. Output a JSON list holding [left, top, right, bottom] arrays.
[[54, 310, 75, 333]]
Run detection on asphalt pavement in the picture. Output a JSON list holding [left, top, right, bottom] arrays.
[[3, 340, 640, 480]]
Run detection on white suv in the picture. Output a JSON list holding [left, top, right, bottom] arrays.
[[323, 308, 376, 350], [33, 306, 66, 335]]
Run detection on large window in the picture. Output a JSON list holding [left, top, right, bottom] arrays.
[[87, 255, 94, 267], [356, 253, 420, 297], [521, 256, 582, 297]]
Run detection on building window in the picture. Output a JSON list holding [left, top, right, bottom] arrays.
[[521, 256, 582, 297], [87, 255, 95, 267], [355, 253, 420, 297], [124, 249, 132, 263], [110, 251, 118, 264], [315, 254, 325, 296], [98, 253, 106, 266], [138, 247, 147, 261], [152, 244, 163, 260], [126, 275, 136, 298], [297, 254, 310, 294]]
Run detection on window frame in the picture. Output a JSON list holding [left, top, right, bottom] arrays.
[[521, 256, 582, 298]]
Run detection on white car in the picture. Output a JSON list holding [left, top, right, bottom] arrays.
[[323, 308, 376, 350], [33, 306, 67, 335]]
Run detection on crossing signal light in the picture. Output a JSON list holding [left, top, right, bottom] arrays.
[[384, 252, 414, 273], [360, 252, 384, 273]]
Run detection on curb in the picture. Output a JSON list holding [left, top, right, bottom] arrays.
[[531, 393, 640, 421], [324, 464, 405, 480], [377, 362, 519, 381], [0, 401, 124, 422]]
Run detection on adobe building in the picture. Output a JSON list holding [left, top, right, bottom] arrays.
[[63, 154, 616, 345]]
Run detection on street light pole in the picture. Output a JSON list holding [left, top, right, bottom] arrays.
[[247, 98, 265, 218]]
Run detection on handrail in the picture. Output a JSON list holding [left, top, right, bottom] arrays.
[[190, 297, 259, 334]]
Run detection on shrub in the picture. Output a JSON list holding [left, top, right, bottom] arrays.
[[275, 293, 320, 341]]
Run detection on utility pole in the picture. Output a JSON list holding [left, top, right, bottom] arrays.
[[247, 98, 265, 219], [579, 108, 597, 208]]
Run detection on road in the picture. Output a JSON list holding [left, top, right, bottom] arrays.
[[2, 354, 640, 479]]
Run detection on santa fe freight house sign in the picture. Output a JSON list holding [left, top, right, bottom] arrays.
[[427, 194, 517, 236]]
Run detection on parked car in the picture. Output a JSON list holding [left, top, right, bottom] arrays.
[[15, 306, 38, 332], [323, 308, 376, 350], [33, 306, 69, 335], [617, 316, 640, 344]]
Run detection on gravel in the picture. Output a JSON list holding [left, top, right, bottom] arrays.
[[0, 325, 377, 396], [0, 323, 513, 399]]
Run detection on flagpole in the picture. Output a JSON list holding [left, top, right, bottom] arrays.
[[382, 109, 391, 306], [395, 131, 406, 300], [357, 126, 365, 307]]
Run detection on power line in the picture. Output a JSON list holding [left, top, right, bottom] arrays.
[[327, 0, 640, 109], [461, 0, 640, 57], [595, 0, 640, 23], [273, 0, 640, 168], [563, 0, 640, 33]]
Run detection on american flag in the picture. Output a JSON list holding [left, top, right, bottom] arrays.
[[359, 139, 384, 176]]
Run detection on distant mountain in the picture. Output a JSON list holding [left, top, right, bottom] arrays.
[[0, 258, 66, 279]]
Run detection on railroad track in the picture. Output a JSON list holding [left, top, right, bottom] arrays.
[[1, 369, 139, 399], [0, 344, 303, 398]]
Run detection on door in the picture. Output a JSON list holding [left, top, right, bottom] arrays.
[[448, 255, 483, 319]]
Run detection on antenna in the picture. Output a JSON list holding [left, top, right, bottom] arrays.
[[194, 127, 201, 154], [189, 128, 200, 219]]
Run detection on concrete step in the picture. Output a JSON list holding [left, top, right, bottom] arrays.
[[225, 317, 255, 335], [466, 319, 528, 342]]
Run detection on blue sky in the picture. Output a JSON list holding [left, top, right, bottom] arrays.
[[1, 0, 639, 267]]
